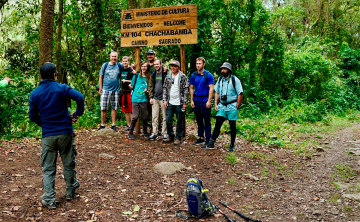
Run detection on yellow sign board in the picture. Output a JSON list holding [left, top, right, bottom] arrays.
[[121, 5, 198, 47]]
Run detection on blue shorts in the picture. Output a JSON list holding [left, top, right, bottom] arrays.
[[216, 109, 238, 121]]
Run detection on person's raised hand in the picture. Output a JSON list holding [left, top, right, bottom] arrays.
[[4, 77, 14, 83]]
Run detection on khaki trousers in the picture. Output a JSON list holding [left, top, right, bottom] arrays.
[[152, 99, 167, 135]]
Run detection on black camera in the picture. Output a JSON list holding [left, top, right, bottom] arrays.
[[71, 112, 78, 121], [221, 95, 227, 100]]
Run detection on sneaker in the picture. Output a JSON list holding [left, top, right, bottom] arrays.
[[174, 139, 181, 145], [193, 138, 205, 146], [144, 133, 150, 139], [202, 139, 215, 149], [164, 137, 174, 143], [111, 125, 117, 132], [123, 126, 131, 132], [128, 132, 135, 140], [228, 144, 235, 152], [98, 125, 105, 130], [200, 140, 210, 149], [148, 134, 158, 141], [41, 200, 56, 210], [162, 133, 168, 140]]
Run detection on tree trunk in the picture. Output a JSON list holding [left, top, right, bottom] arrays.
[[0, 0, 8, 10], [39, 0, 56, 81], [56, 0, 64, 83], [128, 0, 138, 9]]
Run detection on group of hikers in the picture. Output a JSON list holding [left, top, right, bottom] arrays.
[[98, 50, 244, 150], [1, 49, 243, 210]]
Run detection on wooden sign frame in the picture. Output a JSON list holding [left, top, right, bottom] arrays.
[[122, 4, 198, 137]]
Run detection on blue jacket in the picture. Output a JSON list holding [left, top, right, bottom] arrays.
[[29, 79, 85, 138]]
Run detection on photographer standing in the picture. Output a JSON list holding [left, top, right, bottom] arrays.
[[29, 63, 84, 209], [202, 62, 243, 151]]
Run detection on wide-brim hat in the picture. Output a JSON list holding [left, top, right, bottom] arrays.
[[169, 60, 180, 67], [219, 62, 232, 73]]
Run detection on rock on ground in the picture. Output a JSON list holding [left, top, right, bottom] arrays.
[[93, 128, 121, 137], [342, 193, 360, 201], [99, 153, 115, 159], [153, 162, 187, 175]]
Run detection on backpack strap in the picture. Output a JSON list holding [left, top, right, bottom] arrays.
[[116, 62, 123, 72], [133, 73, 139, 89], [204, 71, 209, 86], [175, 209, 189, 220], [231, 75, 237, 95], [103, 62, 109, 74], [103, 62, 123, 74]]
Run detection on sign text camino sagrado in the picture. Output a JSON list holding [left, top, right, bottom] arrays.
[[121, 4, 198, 47]]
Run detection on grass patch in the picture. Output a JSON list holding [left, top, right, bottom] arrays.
[[335, 164, 356, 179], [224, 152, 239, 165], [241, 152, 268, 160]]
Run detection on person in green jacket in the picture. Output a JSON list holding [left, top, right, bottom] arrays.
[[0, 77, 14, 88]]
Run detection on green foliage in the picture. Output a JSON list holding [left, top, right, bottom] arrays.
[[0, 0, 360, 140], [224, 152, 239, 166], [0, 70, 40, 138], [335, 164, 356, 179]]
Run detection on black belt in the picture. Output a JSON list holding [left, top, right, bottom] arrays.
[[220, 100, 237, 106]]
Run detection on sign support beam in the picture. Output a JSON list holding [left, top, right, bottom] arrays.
[[180, 44, 186, 138], [135, 46, 141, 135]]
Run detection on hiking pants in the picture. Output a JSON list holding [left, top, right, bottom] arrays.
[[166, 103, 183, 140], [152, 99, 167, 135], [211, 116, 237, 146], [194, 100, 212, 140], [41, 133, 79, 204]]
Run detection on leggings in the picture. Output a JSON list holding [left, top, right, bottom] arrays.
[[129, 102, 148, 134], [211, 116, 236, 146]]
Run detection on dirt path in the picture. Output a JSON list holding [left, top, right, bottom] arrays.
[[0, 123, 359, 221]]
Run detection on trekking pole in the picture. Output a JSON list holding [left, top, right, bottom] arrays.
[[214, 204, 236, 222], [219, 201, 262, 222]]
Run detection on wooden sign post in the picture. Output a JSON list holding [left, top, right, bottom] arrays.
[[121, 4, 198, 137]]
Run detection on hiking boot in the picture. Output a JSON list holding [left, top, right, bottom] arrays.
[[144, 133, 150, 139], [41, 200, 56, 210], [202, 139, 215, 149], [200, 140, 210, 149], [228, 144, 235, 152], [66, 193, 75, 201], [164, 137, 174, 143], [174, 139, 181, 145], [123, 126, 131, 132], [98, 125, 105, 130], [66, 181, 80, 201], [148, 134, 157, 141], [193, 138, 205, 146], [128, 132, 135, 140], [162, 133, 168, 140], [111, 125, 117, 132]]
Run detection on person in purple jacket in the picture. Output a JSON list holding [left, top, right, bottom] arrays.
[[29, 62, 85, 210]]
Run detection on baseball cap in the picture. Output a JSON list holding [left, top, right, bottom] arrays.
[[147, 49, 156, 55], [169, 60, 180, 67]]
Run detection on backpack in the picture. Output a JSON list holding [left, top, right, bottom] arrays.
[[218, 74, 238, 95], [176, 178, 215, 220], [103, 62, 123, 73], [190, 71, 209, 86]]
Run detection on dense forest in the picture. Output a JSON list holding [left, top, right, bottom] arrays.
[[0, 0, 359, 139]]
